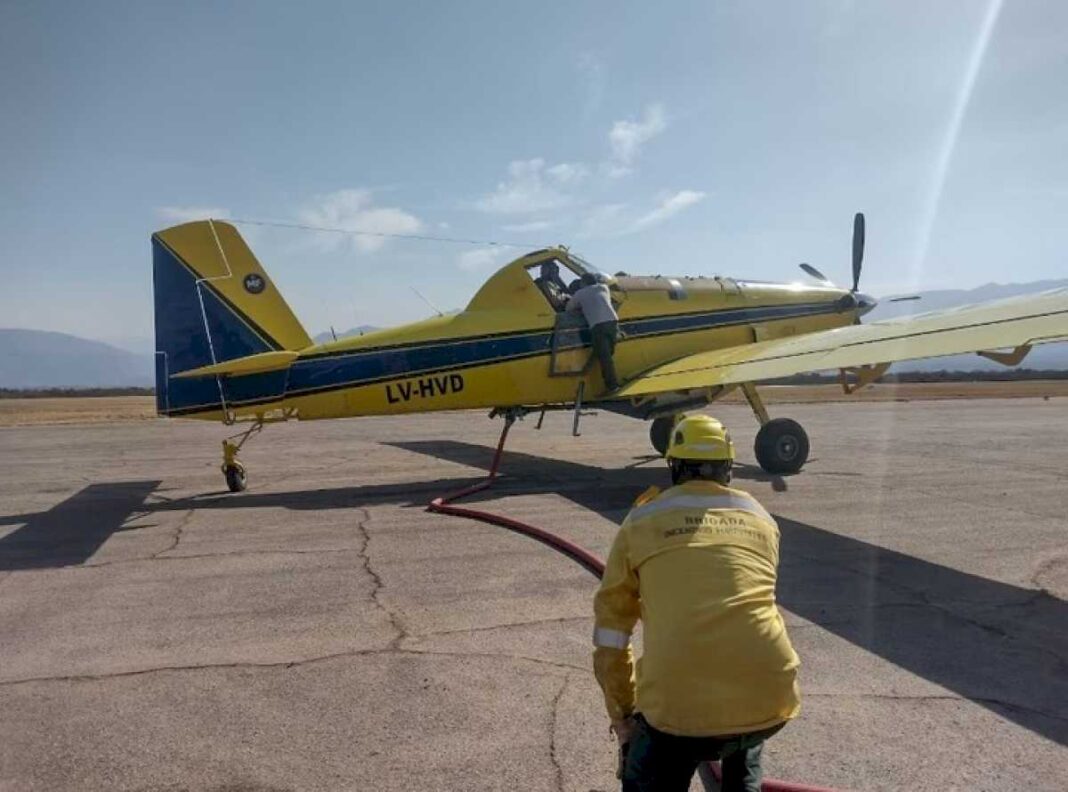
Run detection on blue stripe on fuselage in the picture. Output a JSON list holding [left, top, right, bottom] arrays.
[[280, 300, 840, 401], [622, 300, 834, 338], [286, 330, 551, 395]]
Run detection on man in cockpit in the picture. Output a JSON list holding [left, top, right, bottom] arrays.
[[534, 260, 570, 311]]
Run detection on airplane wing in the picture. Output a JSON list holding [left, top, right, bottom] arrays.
[[614, 289, 1068, 398]]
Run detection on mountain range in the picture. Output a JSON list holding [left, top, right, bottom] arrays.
[[2, 279, 1066, 388], [0, 329, 155, 388]]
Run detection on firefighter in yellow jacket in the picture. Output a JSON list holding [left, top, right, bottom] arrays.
[[592, 415, 800, 792]]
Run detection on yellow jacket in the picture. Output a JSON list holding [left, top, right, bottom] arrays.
[[592, 480, 800, 737]]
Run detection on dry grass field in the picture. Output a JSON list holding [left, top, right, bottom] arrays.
[[0, 380, 1066, 427], [0, 396, 158, 427]]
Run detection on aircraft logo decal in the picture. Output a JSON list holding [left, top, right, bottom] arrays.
[[243, 273, 266, 294]]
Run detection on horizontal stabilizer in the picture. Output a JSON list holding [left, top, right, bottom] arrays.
[[170, 350, 299, 380]]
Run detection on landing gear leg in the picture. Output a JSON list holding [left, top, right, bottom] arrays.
[[742, 383, 810, 475], [221, 420, 263, 493]]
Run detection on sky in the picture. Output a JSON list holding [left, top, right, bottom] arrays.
[[1, 0, 1066, 351]]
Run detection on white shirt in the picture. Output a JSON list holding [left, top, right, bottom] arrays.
[[566, 283, 618, 327]]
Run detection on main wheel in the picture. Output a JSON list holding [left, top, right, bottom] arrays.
[[649, 416, 676, 456], [224, 464, 247, 493], [754, 418, 809, 474]]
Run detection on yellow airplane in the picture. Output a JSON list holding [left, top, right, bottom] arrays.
[[152, 218, 1068, 492]]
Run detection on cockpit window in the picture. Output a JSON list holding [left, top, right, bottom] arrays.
[[525, 257, 582, 311], [565, 252, 610, 281]]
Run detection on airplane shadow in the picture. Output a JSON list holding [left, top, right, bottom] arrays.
[[0, 480, 162, 571], [141, 441, 782, 520], [148, 477, 493, 515], [384, 440, 1068, 747]]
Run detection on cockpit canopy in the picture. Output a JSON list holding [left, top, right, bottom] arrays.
[[465, 248, 613, 314]]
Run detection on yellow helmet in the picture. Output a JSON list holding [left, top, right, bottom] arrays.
[[665, 415, 735, 462]]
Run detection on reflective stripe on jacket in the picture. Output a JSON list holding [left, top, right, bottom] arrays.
[[592, 480, 800, 737]]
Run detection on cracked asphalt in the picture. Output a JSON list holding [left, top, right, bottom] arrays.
[[0, 399, 1066, 791]]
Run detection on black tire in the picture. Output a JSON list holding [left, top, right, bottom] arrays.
[[754, 418, 809, 474], [649, 416, 676, 456], [224, 464, 247, 493]]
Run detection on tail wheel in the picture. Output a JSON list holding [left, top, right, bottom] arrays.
[[224, 464, 247, 493], [754, 418, 809, 474], [649, 416, 676, 456]]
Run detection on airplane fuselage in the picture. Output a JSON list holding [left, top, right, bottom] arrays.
[[198, 250, 864, 422]]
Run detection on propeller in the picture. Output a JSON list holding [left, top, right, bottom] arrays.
[[799, 262, 832, 285], [795, 212, 922, 319], [851, 212, 864, 292], [797, 212, 866, 291]]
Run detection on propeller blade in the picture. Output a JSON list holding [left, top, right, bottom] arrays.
[[888, 295, 922, 303], [851, 212, 865, 292], [799, 263, 833, 284]]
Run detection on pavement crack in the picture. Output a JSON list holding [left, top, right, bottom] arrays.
[[418, 615, 588, 638], [400, 647, 587, 674], [151, 508, 194, 559], [549, 674, 569, 792], [0, 646, 586, 688], [355, 508, 408, 650], [1030, 552, 1067, 593], [82, 547, 365, 568], [0, 650, 384, 687], [786, 548, 1068, 667]]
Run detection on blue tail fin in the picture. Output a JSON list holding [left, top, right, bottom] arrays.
[[152, 220, 310, 418]]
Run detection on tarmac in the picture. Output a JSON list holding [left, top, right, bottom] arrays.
[[0, 399, 1066, 791]]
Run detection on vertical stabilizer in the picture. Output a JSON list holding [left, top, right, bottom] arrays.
[[152, 220, 310, 417]]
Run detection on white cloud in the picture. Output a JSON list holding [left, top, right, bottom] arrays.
[[631, 190, 706, 232], [607, 104, 667, 175], [475, 104, 668, 228], [156, 206, 231, 223], [476, 159, 574, 215], [298, 189, 423, 253], [579, 191, 706, 238], [457, 247, 506, 272], [546, 162, 588, 184]]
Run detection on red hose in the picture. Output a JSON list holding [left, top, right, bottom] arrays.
[[425, 420, 843, 792], [428, 418, 605, 577]]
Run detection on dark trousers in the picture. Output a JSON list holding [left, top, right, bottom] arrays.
[[622, 714, 785, 792], [591, 320, 620, 391]]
